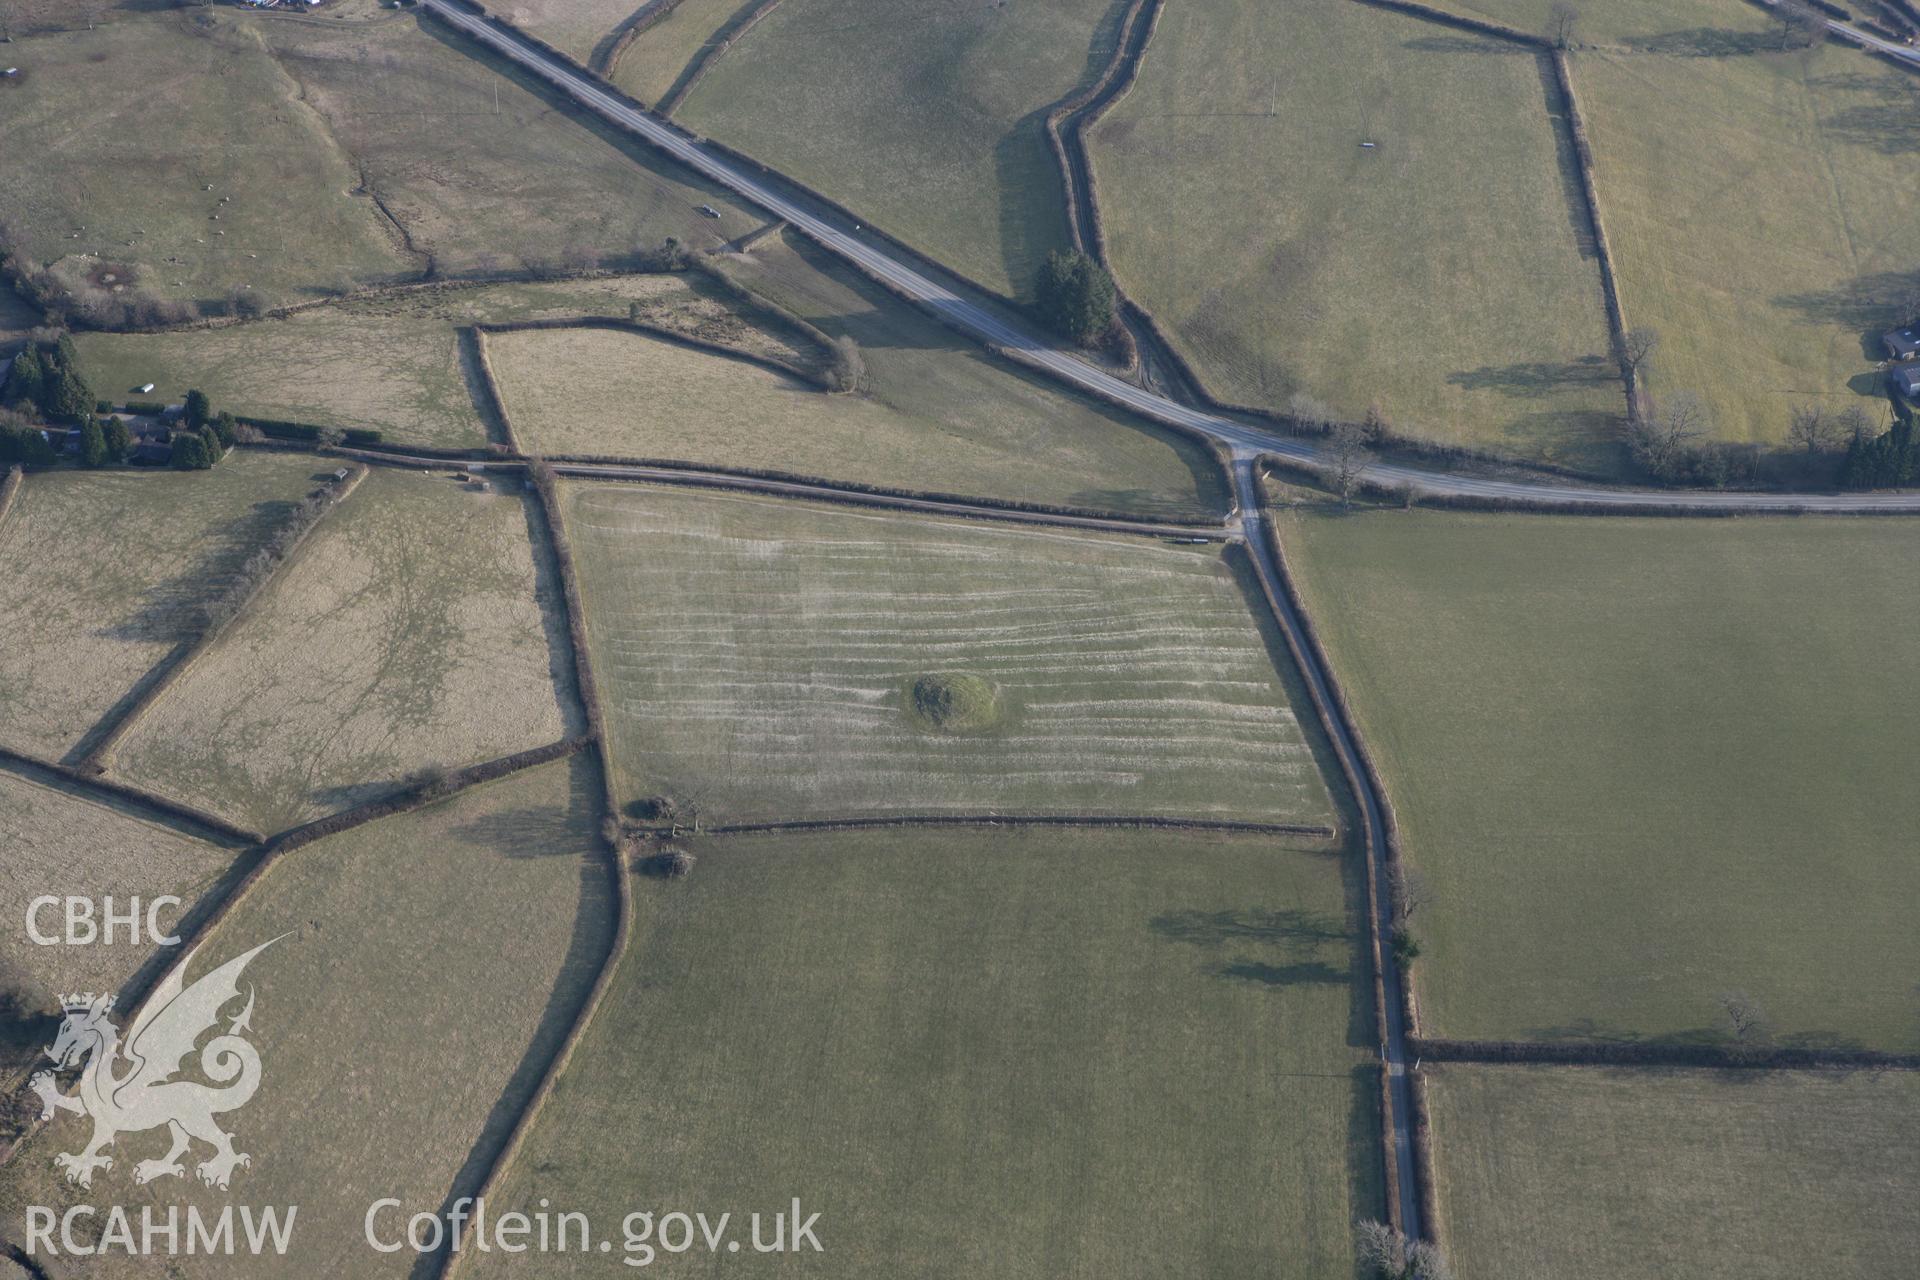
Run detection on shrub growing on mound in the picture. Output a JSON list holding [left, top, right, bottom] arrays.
[[641, 848, 696, 879], [905, 672, 1003, 733]]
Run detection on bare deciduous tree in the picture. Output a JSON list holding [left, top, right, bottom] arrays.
[[1835, 402, 1876, 446], [1357, 1220, 1452, 1280], [1628, 390, 1707, 481], [1719, 990, 1768, 1044], [1287, 391, 1333, 435], [1774, 2, 1826, 49], [1363, 400, 1391, 445], [1786, 404, 1842, 456], [1329, 419, 1373, 505], [1613, 326, 1659, 383], [1547, 1, 1580, 48], [315, 425, 347, 450], [1390, 866, 1436, 925], [1889, 280, 1920, 330]]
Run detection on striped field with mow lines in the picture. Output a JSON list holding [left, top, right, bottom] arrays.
[[568, 484, 1333, 825]]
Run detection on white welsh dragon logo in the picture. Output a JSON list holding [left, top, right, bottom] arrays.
[[30, 938, 282, 1191]]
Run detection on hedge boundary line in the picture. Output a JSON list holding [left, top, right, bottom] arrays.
[[113, 265, 701, 340], [1412, 1036, 1920, 1072], [684, 254, 844, 371], [695, 814, 1338, 838], [1234, 480, 1439, 1236], [1040, 0, 1162, 380], [593, 0, 686, 77], [0, 739, 596, 1176], [0, 465, 22, 530], [542, 453, 1228, 530], [1259, 451, 1920, 518], [72, 465, 370, 774], [1546, 49, 1640, 419], [522, 465, 607, 747], [261, 437, 1232, 532], [263, 736, 591, 855], [473, 314, 828, 389], [1349, 0, 1536, 41], [1045, 0, 1162, 264], [1257, 514, 1415, 1021], [422, 3, 1232, 493], [458, 325, 519, 452], [0, 745, 262, 846], [441, 462, 634, 1279], [470, 324, 515, 457], [1222, 530, 1411, 1234], [1053, 0, 1643, 485], [654, 0, 788, 117]]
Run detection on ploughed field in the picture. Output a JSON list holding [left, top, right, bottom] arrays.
[[567, 484, 1332, 826]]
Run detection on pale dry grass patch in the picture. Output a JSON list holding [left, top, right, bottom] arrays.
[[0, 770, 234, 1000], [0, 757, 617, 1279], [74, 273, 797, 449], [0, 454, 329, 758], [114, 470, 571, 834]]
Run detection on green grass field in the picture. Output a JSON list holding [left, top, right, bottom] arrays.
[[0, 9, 412, 313], [1279, 506, 1920, 1049], [1425, 0, 1774, 43], [256, 10, 763, 277], [115, 469, 573, 835], [72, 274, 779, 450], [496, 0, 641, 66], [468, 826, 1378, 1279], [487, 321, 1217, 514], [0, 756, 618, 1278], [610, 0, 743, 105], [1576, 40, 1919, 443], [0, 769, 236, 1001], [1426, 1064, 1920, 1279], [676, 0, 1122, 298], [0, 453, 328, 759], [716, 232, 1227, 516], [569, 484, 1330, 825], [1090, 0, 1623, 471]]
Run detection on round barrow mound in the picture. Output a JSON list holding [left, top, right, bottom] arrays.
[[904, 673, 1003, 733]]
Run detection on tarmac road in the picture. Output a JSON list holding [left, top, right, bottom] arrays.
[[415, 0, 1920, 513]]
